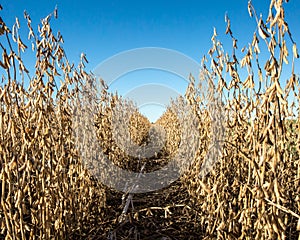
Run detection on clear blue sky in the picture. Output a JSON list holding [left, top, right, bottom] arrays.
[[2, 0, 300, 121]]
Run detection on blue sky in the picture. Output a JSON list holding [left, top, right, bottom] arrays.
[[2, 0, 300, 121]]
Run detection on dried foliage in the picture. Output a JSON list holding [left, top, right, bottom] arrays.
[[0, 0, 300, 239]]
